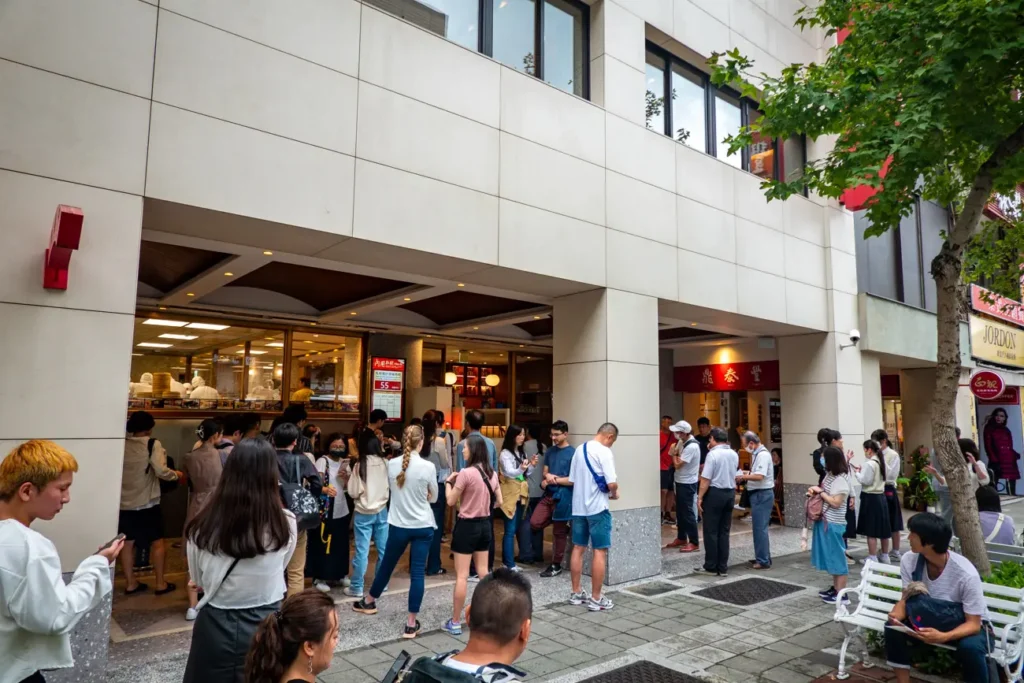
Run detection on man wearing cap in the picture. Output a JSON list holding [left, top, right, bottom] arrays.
[[665, 421, 701, 552]]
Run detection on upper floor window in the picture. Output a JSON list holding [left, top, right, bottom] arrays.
[[645, 43, 805, 184], [373, 0, 589, 99]]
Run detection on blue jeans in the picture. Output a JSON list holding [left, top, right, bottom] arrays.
[[369, 525, 433, 613], [749, 488, 774, 567], [885, 624, 992, 682], [675, 482, 699, 545], [572, 510, 613, 550], [502, 502, 522, 568], [517, 497, 543, 562], [351, 509, 388, 595], [426, 483, 446, 574]]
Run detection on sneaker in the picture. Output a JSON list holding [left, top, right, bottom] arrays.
[[818, 587, 837, 598], [889, 550, 902, 562], [343, 586, 363, 598], [877, 552, 892, 565], [678, 543, 699, 553], [822, 592, 849, 606], [540, 564, 563, 578], [403, 620, 422, 639], [341, 577, 352, 588], [845, 551, 857, 566], [352, 599, 378, 615], [313, 579, 331, 593], [185, 607, 198, 621], [468, 574, 481, 583], [442, 618, 462, 636], [569, 590, 589, 606], [505, 565, 523, 573], [734, 504, 746, 511], [588, 595, 614, 612]]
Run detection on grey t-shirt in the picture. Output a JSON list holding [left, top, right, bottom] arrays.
[[524, 440, 545, 498], [702, 445, 739, 489], [900, 551, 989, 618]]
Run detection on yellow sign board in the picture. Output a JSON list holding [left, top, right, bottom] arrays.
[[970, 315, 1024, 369]]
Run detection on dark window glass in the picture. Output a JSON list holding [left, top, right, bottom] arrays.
[[715, 92, 742, 167], [645, 53, 666, 134], [418, 0, 480, 50], [781, 135, 806, 184], [493, 0, 537, 76], [672, 65, 706, 150], [747, 107, 776, 180], [919, 200, 947, 313], [543, 0, 585, 96], [854, 210, 901, 301]]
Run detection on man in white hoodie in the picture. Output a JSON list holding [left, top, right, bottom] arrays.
[[0, 440, 122, 683]]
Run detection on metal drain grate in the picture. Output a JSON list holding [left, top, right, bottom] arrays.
[[578, 660, 710, 683], [624, 581, 680, 597], [691, 577, 803, 606]]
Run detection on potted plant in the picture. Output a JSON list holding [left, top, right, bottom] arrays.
[[899, 445, 938, 512]]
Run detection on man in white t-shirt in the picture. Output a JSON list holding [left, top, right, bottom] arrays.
[[554, 423, 619, 612], [885, 512, 992, 683]]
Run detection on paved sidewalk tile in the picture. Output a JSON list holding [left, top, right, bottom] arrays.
[[686, 645, 734, 664], [575, 639, 624, 658], [344, 647, 392, 668], [548, 647, 595, 668], [319, 669, 374, 683], [760, 666, 817, 683]]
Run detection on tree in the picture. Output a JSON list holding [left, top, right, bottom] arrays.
[[710, 0, 1024, 573]]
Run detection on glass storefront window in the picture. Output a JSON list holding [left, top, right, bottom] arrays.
[[672, 65, 706, 150], [645, 52, 666, 134], [493, 0, 537, 76], [781, 135, 806, 184], [290, 332, 363, 413], [715, 92, 742, 168], [747, 107, 775, 180], [419, 0, 480, 50], [543, 0, 585, 96], [514, 352, 552, 426]]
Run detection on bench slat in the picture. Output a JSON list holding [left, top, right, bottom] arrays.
[[983, 582, 1024, 600], [864, 585, 902, 602]]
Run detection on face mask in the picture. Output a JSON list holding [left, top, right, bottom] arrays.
[[819, 454, 826, 467], [746, 444, 756, 454], [330, 449, 346, 458]]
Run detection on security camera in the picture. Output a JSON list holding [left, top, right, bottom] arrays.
[[840, 329, 861, 349]]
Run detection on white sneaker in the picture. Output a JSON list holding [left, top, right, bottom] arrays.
[[889, 550, 902, 562], [185, 607, 198, 621], [341, 577, 352, 588], [877, 553, 892, 565], [588, 595, 614, 612], [343, 586, 363, 598], [569, 591, 588, 606], [506, 565, 523, 573], [313, 579, 331, 592]]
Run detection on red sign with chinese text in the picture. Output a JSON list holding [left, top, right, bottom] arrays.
[[971, 284, 1024, 328], [674, 360, 780, 393], [970, 371, 1005, 401], [979, 385, 1019, 405], [370, 357, 405, 421], [372, 357, 406, 372]]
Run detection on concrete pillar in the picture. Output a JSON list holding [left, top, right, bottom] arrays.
[[553, 288, 661, 583], [659, 348, 681, 419], [367, 333, 423, 422], [589, 0, 646, 124]]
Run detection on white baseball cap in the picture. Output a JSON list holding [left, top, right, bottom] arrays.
[[669, 420, 692, 434]]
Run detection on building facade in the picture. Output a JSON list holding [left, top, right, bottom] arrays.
[[3, 0, 1012, 678]]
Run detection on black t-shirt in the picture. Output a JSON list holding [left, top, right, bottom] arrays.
[[695, 435, 710, 465], [358, 427, 384, 458]]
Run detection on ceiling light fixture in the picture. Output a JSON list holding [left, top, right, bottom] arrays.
[[304, 340, 313, 344], [457, 283, 465, 287], [310, 322, 317, 326], [137, 342, 172, 348], [690, 322, 698, 326], [143, 319, 189, 328], [187, 323, 230, 331], [248, 350, 267, 355], [350, 312, 357, 316], [533, 316, 541, 320], [265, 342, 284, 348], [263, 250, 273, 255], [186, 292, 195, 297], [159, 333, 198, 340], [404, 297, 411, 302], [224, 272, 234, 277], [158, 306, 168, 311], [473, 327, 479, 330]]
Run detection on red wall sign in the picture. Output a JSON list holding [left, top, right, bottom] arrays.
[[970, 371, 1005, 401], [971, 284, 1024, 327], [369, 357, 405, 421], [674, 360, 780, 393], [43, 205, 84, 290], [979, 386, 1020, 405]]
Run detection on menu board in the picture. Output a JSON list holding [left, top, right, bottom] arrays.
[[370, 357, 405, 422]]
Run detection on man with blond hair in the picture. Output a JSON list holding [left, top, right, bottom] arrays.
[[0, 440, 122, 683]]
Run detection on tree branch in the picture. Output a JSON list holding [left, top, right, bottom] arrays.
[[950, 121, 1024, 247]]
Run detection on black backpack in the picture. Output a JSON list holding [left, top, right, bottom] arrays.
[[144, 438, 179, 495], [384, 651, 522, 683]]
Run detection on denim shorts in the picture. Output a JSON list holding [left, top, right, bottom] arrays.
[[572, 510, 612, 550]]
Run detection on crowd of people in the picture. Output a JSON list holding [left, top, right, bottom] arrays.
[[2, 405, 1015, 683]]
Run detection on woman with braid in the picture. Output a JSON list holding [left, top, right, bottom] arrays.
[[352, 425, 438, 639]]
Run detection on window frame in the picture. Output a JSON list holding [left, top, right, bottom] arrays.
[[481, 0, 590, 99], [645, 41, 806, 186]]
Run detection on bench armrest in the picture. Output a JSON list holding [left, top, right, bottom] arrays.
[[1001, 618, 1024, 682]]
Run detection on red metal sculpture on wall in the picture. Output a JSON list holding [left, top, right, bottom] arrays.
[[43, 205, 83, 290]]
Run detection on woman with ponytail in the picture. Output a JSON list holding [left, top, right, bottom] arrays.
[[245, 589, 338, 683], [183, 418, 225, 620], [352, 425, 438, 640]]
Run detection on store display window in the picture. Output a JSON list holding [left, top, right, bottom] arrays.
[[289, 332, 362, 413]]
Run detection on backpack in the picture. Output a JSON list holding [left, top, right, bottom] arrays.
[[386, 651, 524, 683], [805, 492, 824, 524], [144, 438, 179, 495], [280, 455, 321, 532]]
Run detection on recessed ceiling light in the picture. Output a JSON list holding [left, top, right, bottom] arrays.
[[143, 319, 189, 328], [519, 345, 525, 348], [248, 350, 267, 355], [265, 342, 284, 348], [137, 342, 172, 348], [131, 353, 144, 357], [350, 312, 357, 316], [186, 292, 195, 297], [310, 322, 317, 326], [187, 323, 230, 331], [690, 322, 698, 326], [304, 340, 313, 344], [426, 335, 432, 338], [159, 333, 198, 340], [304, 353, 310, 357], [473, 327, 479, 330], [263, 250, 273, 255], [158, 306, 168, 311], [457, 283, 465, 287], [313, 334, 319, 338], [533, 316, 541, 320], [224, 272, 234, 277], [470, 351, 474, 354], [404, 297, 412, 302]]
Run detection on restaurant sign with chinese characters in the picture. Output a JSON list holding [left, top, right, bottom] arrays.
[[674, 360, 780, 392]]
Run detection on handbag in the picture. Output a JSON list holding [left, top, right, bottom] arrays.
[[583, 442, 609, 494], [145, 438, 179, 495], [904, 555, 968, 633], [281, 456, 321, 532]]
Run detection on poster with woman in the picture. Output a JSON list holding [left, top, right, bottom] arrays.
[[977, 391, 1024, 495]]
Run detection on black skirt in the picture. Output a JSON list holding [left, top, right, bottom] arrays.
[[884, 483, 904, 532], [856, 491, 892, 539], [843, 500, 857, 540], [306, 513, 351, 581], [183, 602, 278, 683]]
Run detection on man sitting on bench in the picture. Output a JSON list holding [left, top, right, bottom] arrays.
[[885, 512, 992, 683]]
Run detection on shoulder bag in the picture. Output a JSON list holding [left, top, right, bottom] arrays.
[[145, 438, 179, 495], [583, 443, 609, 493], [281, 456, 321, 531]]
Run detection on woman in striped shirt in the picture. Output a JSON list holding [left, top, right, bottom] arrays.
[[810, 446, 854, 604]]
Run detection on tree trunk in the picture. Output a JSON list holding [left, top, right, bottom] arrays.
[[931, 243, 990, 575]]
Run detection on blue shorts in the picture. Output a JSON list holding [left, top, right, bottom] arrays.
[[572, 510, 612, 550]]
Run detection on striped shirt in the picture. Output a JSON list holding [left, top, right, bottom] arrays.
[[821, 473, 851, 525]]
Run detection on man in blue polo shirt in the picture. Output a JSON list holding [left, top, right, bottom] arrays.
[[531, 420, 574, 578]]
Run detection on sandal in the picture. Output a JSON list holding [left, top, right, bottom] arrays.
[[125, 582, 149, 595], [154, 582, 177, 596]]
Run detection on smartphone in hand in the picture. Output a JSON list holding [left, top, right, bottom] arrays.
[[99, 533, 126, 551]]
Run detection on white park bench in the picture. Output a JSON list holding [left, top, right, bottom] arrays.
[[951, 536, 1024, 567], [832, 558, 1024, 681]]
